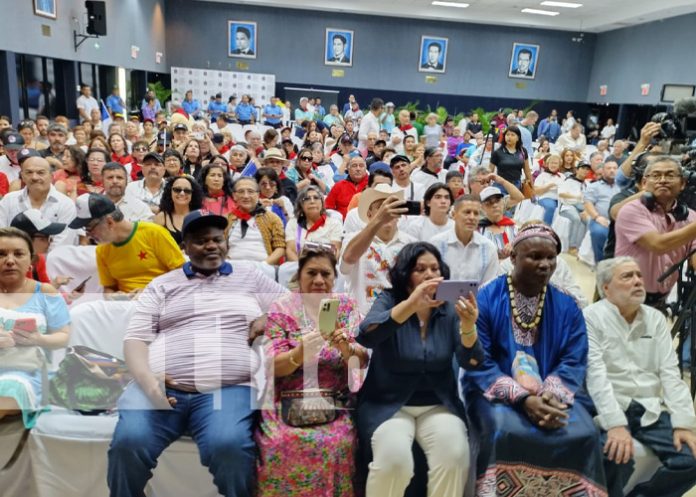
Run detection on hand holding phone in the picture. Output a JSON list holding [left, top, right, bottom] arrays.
[[318, 298, 340, 340], [13, 318, 38, 333], [73, 276, 91, 293], [404, 200, 422, 216], [435, 280, 479, 303]]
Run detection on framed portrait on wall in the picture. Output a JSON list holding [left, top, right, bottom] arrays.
[[324, 28, 354, 67], [34, 0, 57, 19], [508, 42, 540, 79], [418, 36, 448, 73], [228, 21, 257, 59]]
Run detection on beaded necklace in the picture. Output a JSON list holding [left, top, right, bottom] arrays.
[[507, 274, 546, 330]]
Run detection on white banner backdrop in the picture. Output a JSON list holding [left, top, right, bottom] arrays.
[[171, 66, 276, 108]]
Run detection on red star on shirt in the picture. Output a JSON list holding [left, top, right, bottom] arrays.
[[138, 251, 148, 260]]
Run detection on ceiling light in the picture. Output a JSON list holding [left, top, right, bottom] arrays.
[[521, 8, 560, 16], [432, 1, 470, 8], [540, 1, 582, 7]]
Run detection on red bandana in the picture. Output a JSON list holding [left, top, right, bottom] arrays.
[[305, 214, 327, 238], [230, 204, 252, 221]]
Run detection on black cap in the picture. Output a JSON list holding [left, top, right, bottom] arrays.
[[143, 152, 164, 164], [3, 133, 24, 149], [11, 209, 66, 236], [340, 134, 353, 144], [157, 131, 173, 145], [181, 210, 228, 238], [173, 123, 188, 132], [389, 154, 411, 168], [17, 147, 42, 164], [69, 193, 117, 229], [212, 133, 225, 144], [577, 161, 591, 169]]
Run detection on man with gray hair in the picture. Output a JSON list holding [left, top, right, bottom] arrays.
[[584, 256, 696, 497], [554, 122, 587, 156]]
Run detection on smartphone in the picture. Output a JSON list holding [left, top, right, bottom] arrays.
[[73, 276, 92, 293], [404, 200, 422, 216], [435, 280, 479, 303], [192, 131, 204, 141], [318, 298, 340, 339], [13, 318, 37, 333]]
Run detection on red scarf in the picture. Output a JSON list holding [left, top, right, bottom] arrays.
[[305, 214, 327, 238], [495, 216, 515, 245], [208, 191, 226, 198], [279, 170, 288, 180], [399, 124, 414, 132], [230, 204, 252, 221]]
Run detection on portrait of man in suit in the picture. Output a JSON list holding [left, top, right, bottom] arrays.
[[34, 0, 56, 19], [325, 29, 354, 67], [228, 21, 257, 59], [418, 36, 448, 74], [509, 43, 540, 79]]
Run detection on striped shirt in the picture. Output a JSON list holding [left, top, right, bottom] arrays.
[[124, 261, 287, 391]]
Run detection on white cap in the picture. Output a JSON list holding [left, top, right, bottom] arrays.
[[479, 186, 504, 202]]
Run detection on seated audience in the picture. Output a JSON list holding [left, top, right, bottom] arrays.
[[584, 160, 620, 264], [445, 170, 464, 200], [226, 177, 286, 265], [199, 163, 235, 216], [343, 164, 394, 236], [478, 186, 518, 259], [285, 185, 343, 262], [0, 227, 71, 428], [256, 246, 368, 496], [162, 148, 184, 177], [585, 257, 696, 497], [153, 175, 204, 246], [463, 224, 607, 496], [287, 147, 329, 194], [53, 145, 88, 199], [262, 148, 298, 204], [533, 153, 564, 225], [401, 182, 454, 240], [558, 161, 591, 255], [107, 210, 286, 497], [554, 123, 587, 157], [390, 154, 423, 201], [325, 156, 369, 219], [181, 139, 203, 178], [70, 193, 185, 299], [432, 194, 499, 284], [357, 241, 484, 497], [410, 147, 447, 192], [467, 167, 524, 208], [102, 162, 154, 222], [255, 167, 294, 226], [340, 184, 413, 315], [125, 152, 166, 213], [559, 148, 578, 177]]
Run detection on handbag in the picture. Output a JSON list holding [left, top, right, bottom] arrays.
[[521, 180, 535, 199], [49, 345, 131, 414], [280, 388, 338, 427], [0, 346, 45, 372]]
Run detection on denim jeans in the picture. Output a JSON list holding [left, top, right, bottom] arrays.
[[603, 401, 696, 497], [107, 382, 257, 497], [559, 207, 588, 249], [589, 219, 609, 264], [537, 198, 558, 226]]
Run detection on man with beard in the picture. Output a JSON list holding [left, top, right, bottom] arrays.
[[102, 162, 154, 222], [125, 152, 166, 213]]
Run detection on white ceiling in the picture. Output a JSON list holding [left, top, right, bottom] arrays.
[[199, 0, 696, 33]]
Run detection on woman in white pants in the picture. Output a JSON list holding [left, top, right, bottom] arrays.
[[355, 241, 484, 497]]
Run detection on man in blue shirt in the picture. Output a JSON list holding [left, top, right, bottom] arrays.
[[106, 86, 125, 117], [262, 97, 283, 128], [207, 93, 227, 121], [314, 98, 326, 119], [181, 90, 201, 119], [584, 160, 621, 265], [537, 110, 561, 142], [235, 95, 255, 125]]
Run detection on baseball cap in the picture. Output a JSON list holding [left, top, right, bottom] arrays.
[[385, 102, 395, 108], [17, 148, 41, 164], [157, 131, 173, 146], [212, 133, 225, 144], [576, 161, 591, 169], [47, 123, 68, 135], [368, 162, 391, 175], [480, 186, 505, 203], [340, 134, 353, 144], [11, 209, 66, 236], [181, 210, 228, 239], [142, 152, 164, 164], [69, 193, 117, 229], [173, 123, 188, 132], [389, 155, 411, 168], [3, 133, 24, 150]]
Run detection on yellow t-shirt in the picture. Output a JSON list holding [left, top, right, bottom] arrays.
[[96, 222, 185, 292]]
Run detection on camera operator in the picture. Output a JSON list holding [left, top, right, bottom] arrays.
[[616, 121, 663, 188], [614, 156, 696, 310]]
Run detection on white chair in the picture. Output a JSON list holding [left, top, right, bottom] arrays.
[[278, 261, 298, 288], [228, 123, 245, 143], [578, 231, 595, 267], [550, 209, 571, 253], [251, 261, 277, 282], [624, 440, 661, 494], [46, 245, 103, 304], [28, 300, 222, 497]]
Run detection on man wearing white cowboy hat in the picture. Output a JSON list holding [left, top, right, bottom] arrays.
[[261, 147, 298, 204], [340, 183, 414, 315]]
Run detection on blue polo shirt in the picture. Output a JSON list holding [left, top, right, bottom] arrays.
[[106, 95, 124, 115], [236, 102, 255, 122], [584, 179, 621, 218], [263, 104, 282, 124], [181, 99, 201, 115], [207, 100, 227, 120]]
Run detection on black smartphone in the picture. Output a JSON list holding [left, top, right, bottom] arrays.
[[404, 200, 422, 216], [73, 276, 92, 293]]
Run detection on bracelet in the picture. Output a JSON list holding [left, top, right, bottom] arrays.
[[288, 351, 301, 368], [460, 326, 477, 337]]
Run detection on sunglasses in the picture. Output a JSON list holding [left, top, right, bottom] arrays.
[[133, 147, 148, 152], [299, 156, 313, 161], [172, 187, 193, 195]]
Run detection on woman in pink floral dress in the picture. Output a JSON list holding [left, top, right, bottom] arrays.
[[256, 246, 369, 497]]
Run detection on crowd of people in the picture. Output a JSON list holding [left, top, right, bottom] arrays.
[[1, 86, 696, 497]]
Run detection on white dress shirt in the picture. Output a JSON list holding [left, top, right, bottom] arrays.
[[431, 230, 499, 285], [357, 112, 380, 152], [0, 156, 21, 183], [125, 179, 165, 210], [116, 195, 155, 222], [584, 299, 696, 431], [0, 186, 77, 249]]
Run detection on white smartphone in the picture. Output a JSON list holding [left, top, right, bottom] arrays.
[[318, 298, 340, 339], [435, 280, 479, 303]]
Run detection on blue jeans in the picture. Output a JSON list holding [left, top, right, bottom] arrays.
[[107, 383, 256, 497], [537, 198, 558, 226], [589, 219, 609, 264], [603, 401, 696, 497]]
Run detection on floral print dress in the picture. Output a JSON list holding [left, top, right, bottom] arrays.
[[255, 292, 363, 497]]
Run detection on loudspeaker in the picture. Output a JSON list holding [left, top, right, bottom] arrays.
[[86, 1, 107, 36]]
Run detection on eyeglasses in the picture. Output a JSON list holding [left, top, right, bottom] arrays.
[[644, 172, 682, 182], [172, 187, 193, 195], [85, 217, 105, 232], [133, 147, 148, 152], [302, 195, 322, 202], [300, 156, 313, 161], [259, 181, 276, 188], [234, 188, 259, 195]]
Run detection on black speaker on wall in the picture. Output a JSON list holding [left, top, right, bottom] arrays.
[[86, 1, 107, 36]]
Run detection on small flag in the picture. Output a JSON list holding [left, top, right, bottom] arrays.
[[100, 99, 112, 130], [239, 160, 258, 177]]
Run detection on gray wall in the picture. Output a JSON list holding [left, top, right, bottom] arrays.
[[166, 0, 596, 103], [0, 0, 167, 70], [587, 13, 696, 105]]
